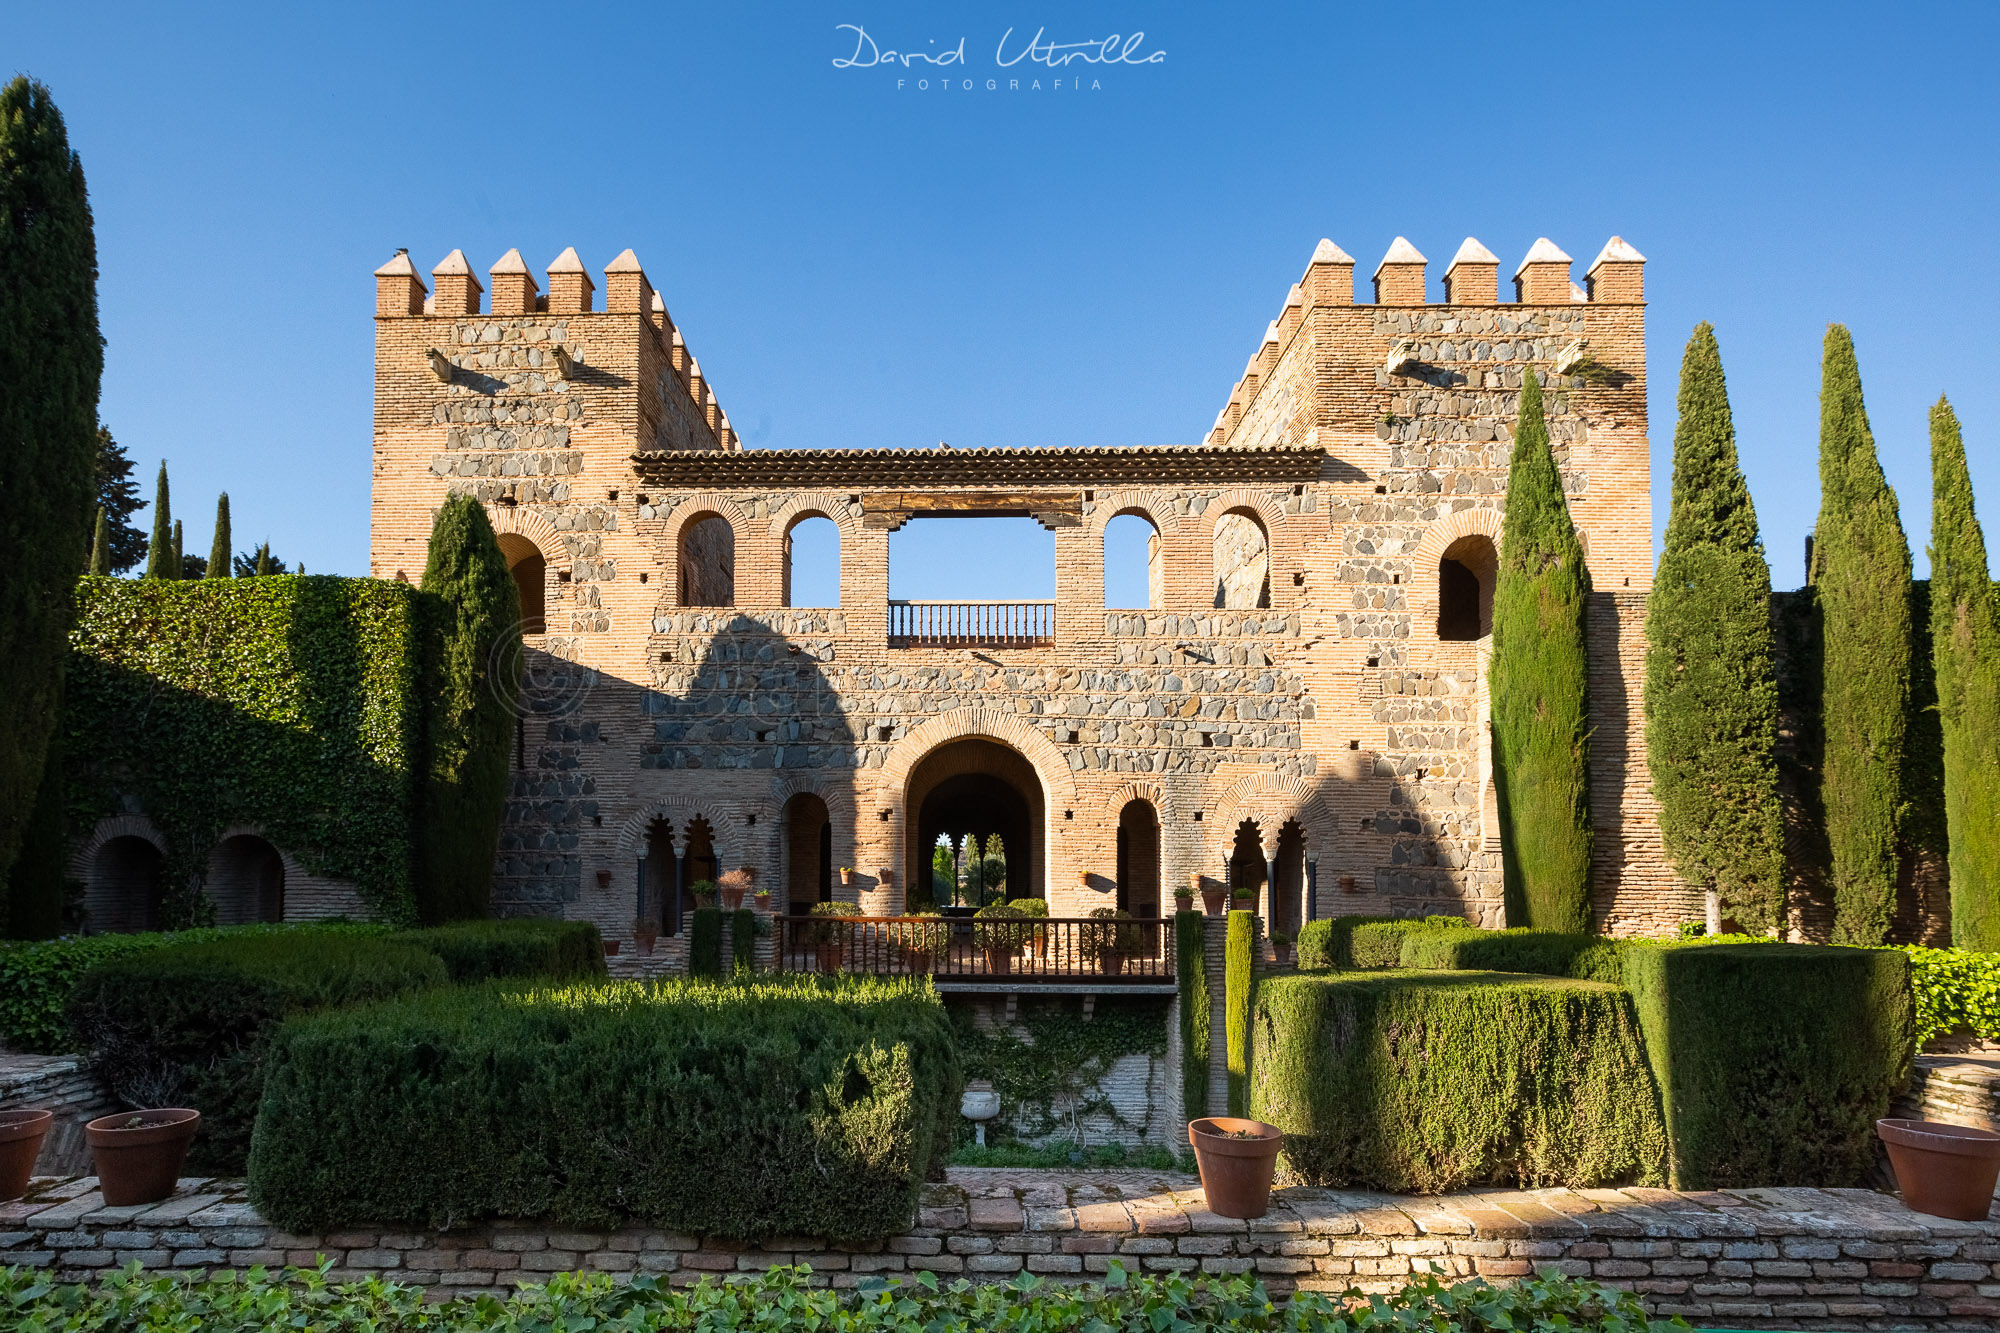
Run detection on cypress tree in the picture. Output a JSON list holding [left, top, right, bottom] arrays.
[[1490, 369, 1593, 933], [90, 427, 146, 573], [171, 518, 184, 576], [2, 728, 66, 938], [1928, 397, 2000, 950], [1644, 324, 1785, 933], [255, 543, 271, 577], [143, 460, 172, 579], [419, 493, 521, 922], [0, 77, 101, 888], [207, 493, 230, 577], [1812, 325, 1911, 946], [88, 506, 109, 575]]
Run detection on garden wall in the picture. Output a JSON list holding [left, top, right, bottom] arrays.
[[4, 1171, 1996, 1329]]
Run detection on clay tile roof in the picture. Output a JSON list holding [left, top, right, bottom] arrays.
[[628, 442, 1327, 488]]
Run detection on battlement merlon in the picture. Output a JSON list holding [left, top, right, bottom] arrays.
[[371, 246, 739, 453], [1207, 234, 1647, 449]]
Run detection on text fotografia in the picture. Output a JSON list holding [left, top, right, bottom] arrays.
[[833, 24, 1165, 90]]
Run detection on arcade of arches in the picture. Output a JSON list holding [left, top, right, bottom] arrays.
[[640, 815, 720, 937]]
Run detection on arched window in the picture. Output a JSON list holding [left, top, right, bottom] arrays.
[[1115, 799, 1160, 916], [496, 533, 546, 634], [782, 792, 833, 912], [784, 515, 842, 608], [679, 514, 735, 607], [87, 835, 163, 934], [1438, 534, 1498, 641], [207, 834, 285, 925], [1104, 512, 1162, 609], [1228, 819, 1267, 902], [1213, 510, 1270, 609]]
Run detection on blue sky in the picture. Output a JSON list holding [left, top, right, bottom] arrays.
[[13, 1, 1997, 596]]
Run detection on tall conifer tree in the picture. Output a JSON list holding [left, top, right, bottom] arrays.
[[1812, 325, 1911, 946], [88, 506, 109, 575], [1490, 370, 1593, 932], [1928, 397, 2000, 950], [170, 519, 183, 576], [1645, 325, 1785, 932], [143, 460, 173, 579], [0, 77, 101, 891], [419, 494, 521, 922], [207, 493, 231, 577]]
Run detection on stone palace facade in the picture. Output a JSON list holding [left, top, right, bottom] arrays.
[[367, 233, 1693, 954]]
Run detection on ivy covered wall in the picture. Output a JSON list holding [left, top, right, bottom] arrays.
[[64, 576, 424, 924]]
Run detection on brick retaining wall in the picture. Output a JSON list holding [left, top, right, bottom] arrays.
[[3, 1170, 1996, 1329]]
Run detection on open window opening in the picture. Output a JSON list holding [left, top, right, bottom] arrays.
[[1213, 510, 1271, 609], [1438, 534, 1498, 641], [1105, 512, 1162, 610], [496, 533, 546, 634], [784, 515, 842, 608]]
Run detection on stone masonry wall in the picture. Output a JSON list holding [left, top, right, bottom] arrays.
[[6, 1172, 1997, 1330]]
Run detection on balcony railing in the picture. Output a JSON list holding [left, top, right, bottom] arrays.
[[775, 915, 1174, 984], [887, 600, 1054, 648]]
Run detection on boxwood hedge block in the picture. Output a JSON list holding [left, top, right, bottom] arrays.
[[393, 918, 605, 985], [1621, 942, 1913, 1188], [1399, 927, 1603, 977], [248, 976, 960, 1239], [1296, 915, 1465, 970], [1249, 970, 1666, 1193]]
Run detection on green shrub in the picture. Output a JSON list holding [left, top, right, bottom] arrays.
[[1397, 927, 1603, 976], [1900, 945, 2000, 1047], [1006, 897, 1048, 917], [66, 932, 447, 1172], [1225, 910, 1253, 1115], [1348, 916, 1466, 969], [248, 976, 960, 1239], [732, 909, 757, 976], [1621, 942, 1913, 1188], [393, 918, 605, 984], [975, 901, 1033, 952], [689, 907, 723, 977], [0, 1262, 1691, 1332], [1250, 970, 1666, 1193], [1175, 910, 1209, 1121], [1082, 906, 1140, 960], [0, 923, 386, 1053]]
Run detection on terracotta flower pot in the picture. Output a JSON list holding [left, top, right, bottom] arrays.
[[1096, 951, 1125, 976], [603, 939, 620, 956], [86, 1108, 201, 1207], [0, 1109, 53, 1202], [719, 886, 745, 911], [1188, 1116, 1284, 1220], [634, 928, 658, 956], [754, 891, 771, 911], [814, 942, 845, 973], [985, 947, 1013, 976], [1199, 888, 1225, 915], [1878, 1118, 2000, 1220]]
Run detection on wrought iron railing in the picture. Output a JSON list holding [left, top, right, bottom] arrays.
[[775, 915, 1174, 982], [887, 600, 1055, 648]]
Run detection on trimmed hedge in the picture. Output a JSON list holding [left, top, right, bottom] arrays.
[[689, 907, 723, 977], [1175, 911, 1209, 1120], [65, 932, 448, 1172], [0, 923, 386, 1053], [1225, 910, 1253, 1116], [393, 918, 605, 984], [732, 908, 756, 975], [1397, 927, 1602, 976], [1296, 915, 1466, 971], [1348, 916, 1467, 969], [1249, 970, 1666, 1193], [248, 976, 961, 1239], [1621, 943, 1913, 1188]]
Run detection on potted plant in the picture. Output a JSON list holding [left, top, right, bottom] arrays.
[[753, 888, 772, 912], [718, 868, 753, 911], [86, 1108, 201, 1207], [1173, 883, 1195, 914], [1877, 1118, 2000, 1220], [632, 917, 659, 955], [1082, 907, 1138, 976], [806, 901, 851, 972], [839, 866, 854, 887], [1077, 869, 1091, 888], [891, 913, 947, 974], [975, 902, 1030, 975], [0, 1109, 53, 1202], [1187, 1116, 1284, 1219], [594, 868, 613, 888], [1269, 929, 1295, 965], [690, 878, 718, 910], [603, 938, 621, 956], [1008, 896, 1050, 958], [1230, 887, 1255, 912], [1197, 874, 1225, 916]]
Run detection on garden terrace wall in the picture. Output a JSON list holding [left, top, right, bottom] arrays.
[[4, 1170, 1998, 1329]]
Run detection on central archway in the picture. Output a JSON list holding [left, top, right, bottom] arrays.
[[904, 737, 1046, 907]]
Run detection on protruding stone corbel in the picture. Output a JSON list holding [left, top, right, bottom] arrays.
[[425, 348, 454, 383], [1385, 339, 1419, 377]]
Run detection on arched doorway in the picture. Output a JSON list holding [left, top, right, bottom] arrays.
[[642, 818, 683, 937], [1272, 820, 1307, 938], [1116, 799, 1160, 916], [206, 834, 285, 925], [905, 737, 1045, 908], [88, 835, 164, 933], [1228, 820, 1267, 910], [496, 533, 546, 634], [782, 792, 833, 911]]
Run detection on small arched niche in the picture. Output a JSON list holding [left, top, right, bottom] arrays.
[[1105, 512, 1162, 610], [496, 533, 546, 634], [1438, 534, 1498, 641], [88, 835, 164, 934], [784, 515, 841, 608], [680, 514, 736, 607], [1213, 510, 1270, 610], [206, 834, 285, 925]]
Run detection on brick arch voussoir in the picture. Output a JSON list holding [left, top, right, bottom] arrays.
[[1204, 487, 1287, 544], [1107, 780, 1168, 820], [662, 492, 753, 550], [1208, 770, 1331, 860], [211, 822, 309, 887], [69, 814, 169, 883], [767, 492, 863, 541], [487, 505, 568, 569], [875, 709, 1080, 812], [1089, 490, 1183, 539]]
